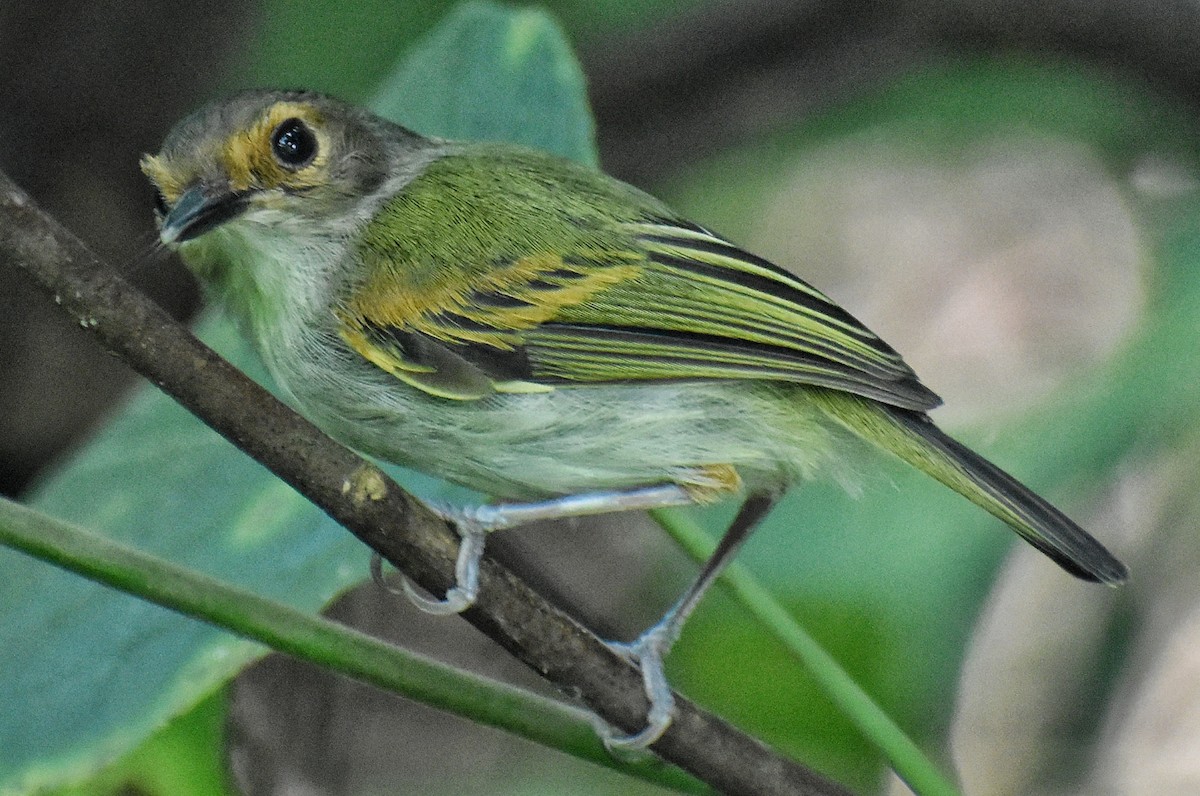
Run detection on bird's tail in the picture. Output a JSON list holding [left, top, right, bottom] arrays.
[[817, 393, 1128, 584]]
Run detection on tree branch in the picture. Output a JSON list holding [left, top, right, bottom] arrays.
[[0, 171, 853, 795]]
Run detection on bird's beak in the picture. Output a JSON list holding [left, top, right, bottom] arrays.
[[160, 184, 250, 246]]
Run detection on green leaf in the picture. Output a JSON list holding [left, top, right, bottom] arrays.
[[372, 1, 595, 165], [48, 693, 233, 796], [0, 497, 706, 796], [0, 5, 594, 792], [246, 0, 699, 102]]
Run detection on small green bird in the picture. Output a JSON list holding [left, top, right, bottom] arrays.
[[144, 90, 1127, 748]]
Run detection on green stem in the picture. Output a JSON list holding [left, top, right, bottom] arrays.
[[651, 507, 961, 796], [0, 496, 708, 795]]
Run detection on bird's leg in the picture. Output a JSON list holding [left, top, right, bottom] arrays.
[[399, 483, 697, 614], [603, 492, 778, 751]]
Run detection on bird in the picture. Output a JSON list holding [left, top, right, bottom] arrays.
[[142, 89, 1128, 749]]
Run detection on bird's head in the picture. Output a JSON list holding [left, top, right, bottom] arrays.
[[142, 90, 426, 247]]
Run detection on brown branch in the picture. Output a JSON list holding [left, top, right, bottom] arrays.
[[0, 170, 854, 795]]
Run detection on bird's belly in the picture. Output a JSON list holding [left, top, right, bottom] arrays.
[[264, 329, 845, 499], [310, 382, 841, 503]]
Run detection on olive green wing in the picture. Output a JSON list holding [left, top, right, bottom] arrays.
[[524, 220, 940, 410], [336, 148, 939, 409], [338, 221, 940, 409]]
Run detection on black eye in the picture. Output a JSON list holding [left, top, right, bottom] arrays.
[[270, 118, 317, 168]]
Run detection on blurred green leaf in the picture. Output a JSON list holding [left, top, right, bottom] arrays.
[[247, 0, 701, 100], [373, 2, 594, 164], [48, 693, 232, 796], [0, 496, 706, 796], [0, 5, 594, 793], [249, 2, 445, 98]]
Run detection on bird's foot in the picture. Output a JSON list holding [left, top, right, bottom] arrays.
[[601, 623, 678, 753], [398, 502, 510, 615]]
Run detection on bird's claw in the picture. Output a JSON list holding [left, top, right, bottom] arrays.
[[400, 577, 477, 615], [396, 501, 498, 615], [600, 627, 677, 752]]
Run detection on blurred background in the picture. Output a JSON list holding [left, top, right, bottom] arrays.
[[5, 0, 1200, 794]]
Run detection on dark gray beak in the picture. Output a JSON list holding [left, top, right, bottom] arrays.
[[160, 184, 250, 245]]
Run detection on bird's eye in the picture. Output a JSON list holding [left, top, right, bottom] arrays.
[[270, 118, 318, 168]]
